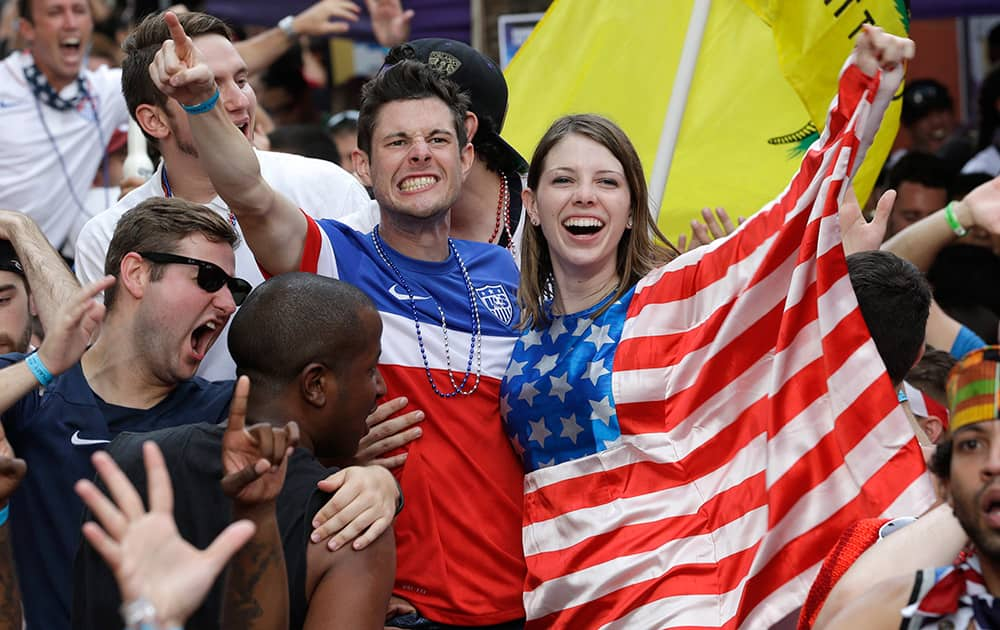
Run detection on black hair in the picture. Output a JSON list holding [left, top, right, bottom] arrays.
[[949, 172, 993, 201], [356, 60, 470, 156], [228, 273, 377, 396], [472, 114, 522, 174], [847, 250, 931, 386], [268, 124, 341, 166], [887, 152, 953, 191], [905, 347, 956, 409], [929, 438, 952, 481]]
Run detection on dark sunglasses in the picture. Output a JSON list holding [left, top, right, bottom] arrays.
[[139, 252, 252, 306]]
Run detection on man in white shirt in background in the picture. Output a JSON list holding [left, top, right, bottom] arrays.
[[0, 0, 128, 251], [75, 10, 372, 380]]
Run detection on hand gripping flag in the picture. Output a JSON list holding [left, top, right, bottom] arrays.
[[518, 55, 933, 629]]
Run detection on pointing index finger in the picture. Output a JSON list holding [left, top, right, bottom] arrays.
[[226, 376, 250, 434], [164, 11, 192, 60]]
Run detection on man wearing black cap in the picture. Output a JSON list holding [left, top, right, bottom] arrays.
[[893, 79, 976, 172], [386, 38, 528, 257], [336, 38, 529, 259], [152, 14, 526, 627], [0, 240, 34, 356], [901, 79, 956, 156]]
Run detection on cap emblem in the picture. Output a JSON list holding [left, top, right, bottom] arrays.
[[427, 51, 462, 76]]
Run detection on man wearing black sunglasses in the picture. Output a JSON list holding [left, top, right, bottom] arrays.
[[0, 197, 242, 630], [138, 251, 252, 306], [0, 198, 401, 630], [153, 15, 527, 629], [74, 10, 373, 383]]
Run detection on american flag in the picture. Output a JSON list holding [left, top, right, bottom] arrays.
[[519, 61, 934, 628]]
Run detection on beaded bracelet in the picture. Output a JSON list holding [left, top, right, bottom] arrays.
[[25, 352, 53, 387], [0, 504, 9, 527], [181, 88, 219, 115], [944, 201, 968, 237]]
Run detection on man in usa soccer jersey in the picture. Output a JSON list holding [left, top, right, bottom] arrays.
[[150, 12, 526, 629]]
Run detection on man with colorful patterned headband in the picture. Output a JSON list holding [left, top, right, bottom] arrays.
[[818, 346, 1000, 629]]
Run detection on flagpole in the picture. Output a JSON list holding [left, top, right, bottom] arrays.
[[649, 0, 712, 222]]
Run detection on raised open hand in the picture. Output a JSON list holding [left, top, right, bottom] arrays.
[[220, 376, 300, 505], [36, 276, 114, 377], [676, 207, 741, 253], [840, 186, 893, 255], [293, 0, 361, 37], [367, 0, 414, 48], [76, 442, 256, 627]]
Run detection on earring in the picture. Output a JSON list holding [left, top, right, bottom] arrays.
[[530, 217, 540, 227], [626, 218, 634, 229]]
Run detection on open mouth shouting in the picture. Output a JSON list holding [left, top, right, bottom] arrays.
[[189, 319, 223, 361], [58, 36, 84, 63], [979, 486, 1000, 529]]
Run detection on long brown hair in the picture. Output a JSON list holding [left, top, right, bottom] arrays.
[[518, 114, 677, 328]]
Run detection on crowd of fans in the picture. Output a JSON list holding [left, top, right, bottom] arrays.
[[2, 0, 1000, 629]]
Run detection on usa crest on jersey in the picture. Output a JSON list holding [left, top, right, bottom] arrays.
[[476, 284, 513, 325]]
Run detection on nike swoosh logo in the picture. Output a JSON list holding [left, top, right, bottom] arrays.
[[388, 284, 431, 301], [70, 430, 110, 446]]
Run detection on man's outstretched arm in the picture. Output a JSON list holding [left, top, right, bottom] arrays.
[[235, 0, 360, 75], [149, 12, 308, 276]]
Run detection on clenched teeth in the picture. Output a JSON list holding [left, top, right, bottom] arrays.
[[399, 176, 436, 192]]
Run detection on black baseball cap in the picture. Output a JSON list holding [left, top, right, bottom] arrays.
[[386, 38, 528, 173], [902, 79, 953, 127], [0, 240, 23, 277]]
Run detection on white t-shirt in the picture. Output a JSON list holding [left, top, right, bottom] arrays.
[[961, 145, 1000, 177], [75, 149, 372, 380], [0, 51, 129, 248]]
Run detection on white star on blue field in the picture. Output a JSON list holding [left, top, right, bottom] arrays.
[[500, 289, 634, 471]]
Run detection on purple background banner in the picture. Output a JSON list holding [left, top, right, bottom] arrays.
[[911, 0, 1000, 18], [205, 0, 471, 43], [204, 1, 1000, 40]]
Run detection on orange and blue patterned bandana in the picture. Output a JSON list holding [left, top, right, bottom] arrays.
[[947, 346, 1000, 433]]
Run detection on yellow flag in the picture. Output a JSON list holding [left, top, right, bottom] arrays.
[[744, 0, 909, 212], [503, 0, 908, 239]]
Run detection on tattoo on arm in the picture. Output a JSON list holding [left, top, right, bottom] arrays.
[[224, 539, 274, 622], [222, 515, 288, 630]]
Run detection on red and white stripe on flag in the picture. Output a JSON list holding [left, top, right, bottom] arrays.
[[519, 62, 934, 629]]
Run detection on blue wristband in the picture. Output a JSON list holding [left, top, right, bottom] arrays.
[[25, 352, 53, 387], [181, 88, 219, 115], [0, 504, 9, 527]]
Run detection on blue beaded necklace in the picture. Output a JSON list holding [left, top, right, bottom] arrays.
[[371, 225, 482, 398]]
